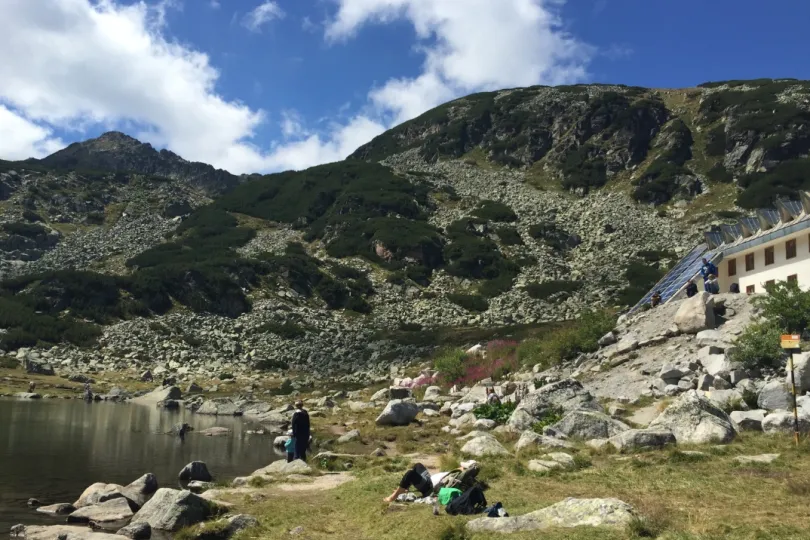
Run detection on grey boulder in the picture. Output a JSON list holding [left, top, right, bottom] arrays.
[[552, 410, 629, 440], [673, 292, 715, 334], [607, 429, 676, 453], [466, 498, 635, 534], [508, 380, 601, 431], [121, 474, 158, 508], [178, 462, 212, 483], [67, 498, 134, 529], [730, 410, 766, 431], [461, 435, 509, 457], [130, 489, 222, 532], [648, 390, 736, 444], [36, 503, 76, 516], [514, 431, 574, 452], [117, 522, 151, 540], [757, 381, 793, 411], [252, 459, 312, 476], [375, 399, 418, 426]]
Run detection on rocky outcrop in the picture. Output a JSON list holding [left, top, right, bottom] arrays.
[[461, 434, 509, 457], [466, 498, 636, 534], [178, 462, 212, 483], [508, 380, 601, 431], [552, 410, 629, 440], [10, 524, 128, 540], [67, 498, 134, 529], [649, 390, 736, 444], [673, 292, 715, 334], [606, 429, 676, 453]]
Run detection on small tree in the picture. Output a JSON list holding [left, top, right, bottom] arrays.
[[757, 281, 810, 333], [730, 322, 784, 370]]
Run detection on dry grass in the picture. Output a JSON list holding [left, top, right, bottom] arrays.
[[224, 431, 810, 540]]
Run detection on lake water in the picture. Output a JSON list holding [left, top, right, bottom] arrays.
[[0, 398, 283, 536]]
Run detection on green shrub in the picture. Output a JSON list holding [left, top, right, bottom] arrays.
[[472, 200, 517, 222], [532, 408, 564, 432], [496, 226, 523, 245], [525, 280, 582, 300], [616, 260, 666, 306], [473, 401, 517, 424], [517, 310, 615, 369], [433, 348, 466, 384], [448, 293, 489, 312], [254, 358, 290, 371], [707, 164, 733, 183], [757, 279, 810, 332], [0, 356, 19, 369], [527, 222, 569, 251], [1, 222, 48, 238], [730, 322, 784, 370]]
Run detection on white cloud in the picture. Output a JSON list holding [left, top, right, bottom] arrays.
[[0, 0, 590, 175], [326, 0, 592, 124], [0, 104, 64, 160], [242, 1, 285, 33], [209, 0, 220, 9]]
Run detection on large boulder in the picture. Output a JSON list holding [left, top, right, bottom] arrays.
[[730, 410, 766, 431], [648, 390, 737, 444], [422, 386, 442, 402], [36, 503, 76, 516], [466, 498, 635, 534], [117, 522, 151, 540], [375, 399, 419, 426], [24, 358, 55, 376], [607, 429, 676, 453], [252, 459, 312, 476], [787, 353, 810, 394], [514, 430, 574, 452], [508, 380, 601, 431], [673, 292, 715, 334], [121, 474, 158, 508], [552, 411, 629, 440], [762, 411, 810, 434], [178, 462, 212, 483], [461, 435, 509, 457], [757, 381, 793, 411], [74, 483, 125, 509], [67, 498, 134, 529], [528, 453, 576, 473], [702, 354, 738, 378], [129, 489, 222, 532]]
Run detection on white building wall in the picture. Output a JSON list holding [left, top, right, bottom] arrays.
[[718, 229, 810, 294]]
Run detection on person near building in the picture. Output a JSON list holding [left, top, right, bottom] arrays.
[[700, 258, 718, 283], [291, 400, 310, 462], [650, 291, 662, 308], [685, 281, 698, 298]]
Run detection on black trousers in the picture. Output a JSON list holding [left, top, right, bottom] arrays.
[[399, 463, 432, 497], [294, 439, 308, 462]]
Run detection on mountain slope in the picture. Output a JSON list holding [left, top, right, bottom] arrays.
[[1, 78, 809, 378]]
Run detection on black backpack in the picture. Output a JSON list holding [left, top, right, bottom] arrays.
[[445, 484, 487, 516]]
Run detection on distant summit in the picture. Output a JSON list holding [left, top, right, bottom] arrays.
[[36, 131, 239, 195]]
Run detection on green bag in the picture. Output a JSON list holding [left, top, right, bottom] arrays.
[[438, 487, 462, 505]]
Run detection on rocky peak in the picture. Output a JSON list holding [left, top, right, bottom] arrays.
[[36, 132, 239, 195]]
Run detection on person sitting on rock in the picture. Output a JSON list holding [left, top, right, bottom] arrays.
[[485, 387, 501, 405], [28, 381, 36, 393], [685, 281, 698, 298], [384, 462, 433, 503], [650, 291, 662, 308], [705, 274, 720, 294], [729, 282, 740, 293]]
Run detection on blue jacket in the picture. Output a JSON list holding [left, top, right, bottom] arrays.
[[285, 437, 295, 452], [700, 262, 717, 279]]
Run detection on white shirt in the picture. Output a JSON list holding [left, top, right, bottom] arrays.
[[431, 472, 449, 486]]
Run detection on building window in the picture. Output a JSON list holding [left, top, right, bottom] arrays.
[[746, 285, 756, 294], [787, 239, 797, 259], [788, 274, 798, 284], [727, 258, 737, 276], [765, 246, 775, 266], [745, 253, 755, 271]]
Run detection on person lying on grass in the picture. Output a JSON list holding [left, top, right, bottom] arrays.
[[384, 461, 478, 503]]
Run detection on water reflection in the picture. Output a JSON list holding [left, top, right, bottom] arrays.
[[0, 399, 282, 536]]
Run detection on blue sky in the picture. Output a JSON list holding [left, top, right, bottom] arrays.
[[1, 0, 808, 173]]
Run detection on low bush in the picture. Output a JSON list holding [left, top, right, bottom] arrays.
[[730, 322, 784, 370], [473, 401, 517, 424], [255, 321, 306, 339], [473, 200, 517, 222], [0, 356, 19, 369], [525, 280, 582, 300], [756, 280, 810, 333], [448, 293, 489, 312], [433, 348, 467, 385], [532, 408, 564, 432], [254, 358, 290, 371], [495, 226, 523, 245], [517, 310, 616, 368]]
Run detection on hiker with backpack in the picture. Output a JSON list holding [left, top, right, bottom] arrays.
[[384, 463, 433, 503]]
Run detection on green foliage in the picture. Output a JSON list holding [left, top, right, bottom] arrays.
[[715, 210, 742, 220], [705, 125, 727, 156], [517, 310, 616, 369], [616, 260, 667, 306], [253, 358, 290, 371], [433, 348, 467, 384], [0, 296, 101, 351], [525, 280, 583, 300], [562, 144, 606, 193], [448, 293, 489, 312], [756, 280, 810, 333], [473, 401, 517, 424], [438, 523, 471, 540], [527, 221, 569, 251], [0, 356, 19, 368], [443, 221, 518, 288], [737, 158, 810, 209], [532, 408, 564, 432], [633, 119, 695, 205], [472, 200, 517, 222], [1, 222, 49, 238], [730, 322, 784, 370], [707, 164, 734, 183], [495, 226, 523, 246]]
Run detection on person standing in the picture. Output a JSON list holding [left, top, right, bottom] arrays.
[[291, 400, 310, 462]]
